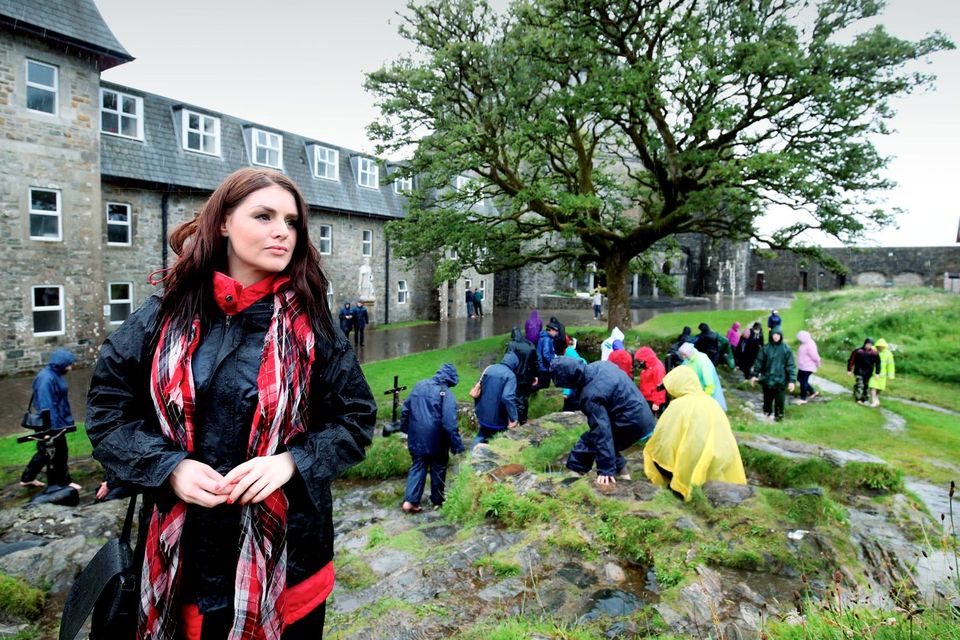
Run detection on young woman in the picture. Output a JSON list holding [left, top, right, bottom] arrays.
[[86, 168, 377, 640]]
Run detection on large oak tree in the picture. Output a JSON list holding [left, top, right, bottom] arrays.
[[367, 0, 952, 328]]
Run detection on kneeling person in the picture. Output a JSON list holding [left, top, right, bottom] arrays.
[[643, 367, 746, 501], [550, 357, 656, 485], [401, 364, 465, 512]]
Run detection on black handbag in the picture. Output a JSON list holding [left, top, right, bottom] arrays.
[[59, 494, 140, 640], [21, 392, 46, 430]]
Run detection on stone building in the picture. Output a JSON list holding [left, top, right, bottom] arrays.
[[0, 0, 486, 375]]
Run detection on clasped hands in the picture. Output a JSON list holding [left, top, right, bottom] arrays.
[[169, 454, 296, 508]]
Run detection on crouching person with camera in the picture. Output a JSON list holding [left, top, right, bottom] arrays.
[[401, 364, 465, 513]]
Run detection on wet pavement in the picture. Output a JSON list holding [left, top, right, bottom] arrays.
[[0, 294, 792, 436]]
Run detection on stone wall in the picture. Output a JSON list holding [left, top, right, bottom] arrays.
[[0, 32, 103, 374], [747, 246, 960, 292]]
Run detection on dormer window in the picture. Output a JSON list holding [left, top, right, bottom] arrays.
[[251, 128, 283, 169], [182, 109, 220, 155], [394, 176, 413, 194], [358, 158, 379, 189], [455, 175, 471, 191], [101, 89, 143, 139], [313, 146, 339, 181]]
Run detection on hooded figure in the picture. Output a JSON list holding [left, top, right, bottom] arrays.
[[601, 327, 626, 361], [473, 351, 519, 445], [750, 329, 797, 422], [737, 322, 764, 379], [608, 339, 634, 379], [525, 309, 542, 345], [401, 364, 464, 512], [506, 326, 538, 423], [551, 357, 655, 483], [338, 302, 354, 339], [634, 347, 666, 413], [726, 322, 742, 349], [549, 316, 568, 355], [867, 338, 895, 406], [795, 330, 822, 402], [678, 343, 727, 411], [695, 323, 721, 365], [561, 339, 588, 410], [21, 348, 78, 488], [847, 338, 880, 404], [536, 323, 560, 387], [643, 367, 746, 501], [665, 326, 696, 372]]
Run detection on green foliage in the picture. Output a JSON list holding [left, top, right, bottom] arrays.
[[519, 423, 586, 472], [477, 483, 548, 527], [440, 464, 485, 526], [342, 435, 410, 480], [473, 556, 522, 578], [739, 446, 903, 494], [525, 388, 564, 422], [804, 288, 960, 384], [763, 490, 847, 528], [454, 615, 610, 640], [335, 554, 377, 591], [365, 525, 388, 549], [0, 573, 45, 620], [368, 0, 952, 327], [765, 603, 960, 639]]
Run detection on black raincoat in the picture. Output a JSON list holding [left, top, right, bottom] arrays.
[[86, 294, 376, 613]]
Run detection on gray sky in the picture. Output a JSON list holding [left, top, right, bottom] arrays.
[[94, 0, 958, 248]]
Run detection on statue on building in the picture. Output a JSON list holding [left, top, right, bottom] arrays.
[[358, 258, 375, 301]]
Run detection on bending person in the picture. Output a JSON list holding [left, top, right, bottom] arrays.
[[643, 367, 746, 501], [678, 342, 727, 411], [551, 357, 656, 485]]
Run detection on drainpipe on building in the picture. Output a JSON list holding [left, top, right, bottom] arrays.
[[161, 191, 170, 269], [384, 237, 390, 325]]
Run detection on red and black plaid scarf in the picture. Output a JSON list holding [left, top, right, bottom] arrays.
[[142, 283, 315, 640]]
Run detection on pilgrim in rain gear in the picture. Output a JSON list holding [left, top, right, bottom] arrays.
[[551, 357, 656, 478], [751, 329, 797, 421], [21, 348, 77, 487], [737, 322, 764, 379], [665, 326, 695, 372], [634, 347, 666, 414], [473, 352, 519, 446], [867, 339, 895, 391], [643, 367, 747, 501], [525, 309, 542, 345], [678, 343, 727, 411], [795, 330, 822, 401], [561, 341, 588, 411], [401, 364, 464, 509], [506, 327, 538, 424], [601, 327, 625, 361], [695, 323, 721, 365], [847, 339, 880, 403], [608, 340, 634, 380]]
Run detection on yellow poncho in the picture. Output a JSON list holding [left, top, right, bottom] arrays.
[[643, 367, 747, 500], [867, 338, 896, 391]]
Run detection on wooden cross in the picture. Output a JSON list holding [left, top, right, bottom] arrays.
[[383, 375, 407, 424]]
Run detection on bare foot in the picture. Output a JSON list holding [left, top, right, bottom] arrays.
[[401, 501, 422, 514], [69, 482, 82, 491], [19, 480, 45, 488]]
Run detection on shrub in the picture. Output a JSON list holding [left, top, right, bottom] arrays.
[[343, 434, 410, 480], [0, 573, 45, 620]]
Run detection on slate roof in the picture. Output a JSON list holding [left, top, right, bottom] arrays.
[[99, 82, 410, 220], [0, 0, 132, 70]]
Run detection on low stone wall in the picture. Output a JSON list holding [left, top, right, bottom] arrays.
[[537, 294, 593, 310]]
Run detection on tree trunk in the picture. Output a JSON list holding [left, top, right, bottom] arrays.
[[603, 253, 632, 331]]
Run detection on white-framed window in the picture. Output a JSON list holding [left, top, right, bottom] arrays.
[[100, 88, 143, 139], [358, 158, 379, 189], [397, 280, 409, 305], [314, 146, 339, 181], [32, 285, 64, 336], [480, 279, 486, 295], [107, 282, 133, 324], [29, 188, 61, 241], [361, 229, 373, 257], [465, 279, 471, 293], [26, 60, 57, 115], [326, 283, 334, 310], [181, 109, 220, 155], [252, 128, 283, 169], [106, 202, 131, 245], [317, 224, 332, 254], [455, 175, 471, 191], [394, 176, 413, 194]]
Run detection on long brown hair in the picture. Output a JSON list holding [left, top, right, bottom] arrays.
[[159, 168, 334, 340]]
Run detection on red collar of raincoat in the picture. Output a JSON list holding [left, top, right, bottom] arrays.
[[213, 272, 290, 315]]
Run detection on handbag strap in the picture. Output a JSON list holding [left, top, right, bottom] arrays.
[[119, 493, 138, 545], [25, 390, 36, 413]]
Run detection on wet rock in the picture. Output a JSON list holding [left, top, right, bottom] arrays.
[[785, 487, 823, 498], [603, 562, 626, 583], [580, 588, 644, 621], [0, 540, 47, 558], [808, 375, 847, 395], [470, 444, 505, 474], [558, 562, 598, 588], [703, 481, 755, 507], [604, 620, 639, 638], [368, 550, 413, 576], [675, 516, 702, 533], [822, 448, 888, 467], [632, 479, 660, 501], [738, 434, 821, 460], [0, 534, 92, 593], [420, 524, 457, 541], [0, 622, 29, 638], [489, 463, 526, 481], [477, 577, 527, 602], [880, 409, 906, 434]]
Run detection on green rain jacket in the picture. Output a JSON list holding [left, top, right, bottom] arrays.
[[751, 329, 797, 387]]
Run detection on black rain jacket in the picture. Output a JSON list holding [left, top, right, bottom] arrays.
[[505, 327, 538, 390], [86, 294, 376, 613]]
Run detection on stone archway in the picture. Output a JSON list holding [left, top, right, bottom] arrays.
[[854, 271, 886, 287]]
